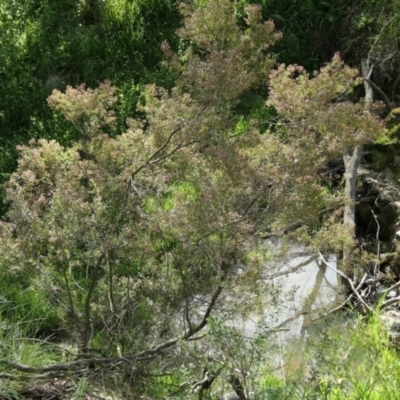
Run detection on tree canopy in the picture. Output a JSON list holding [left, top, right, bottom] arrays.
[[0, 0, 394, 398]]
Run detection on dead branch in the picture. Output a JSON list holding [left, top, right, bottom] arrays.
[[382, 280, 400, 294], [382, 296, 400, 309], [192, 368, 222, 400], [2, 279, 224, 374], [318, 252, 373, 313]]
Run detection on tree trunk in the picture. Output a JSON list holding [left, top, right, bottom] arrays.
[[343, 145, 363, 230], [342, 59, 374, 261], [228, 373, 247, 400]]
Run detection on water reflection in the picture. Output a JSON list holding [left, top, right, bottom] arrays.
[[235, 248, 342, 374]]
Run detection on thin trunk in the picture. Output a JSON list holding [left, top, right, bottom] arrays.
[[228, 373, 247, 400], [342, 59, 374, 261], [81, 253, 105, 354], [343, 145, 363, 230]]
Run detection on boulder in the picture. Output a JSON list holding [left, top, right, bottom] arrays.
[[380, 310, 400, 349]]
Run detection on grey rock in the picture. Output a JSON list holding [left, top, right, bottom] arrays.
[[221, 394, 240, 400], [380, 310, 400, 349]]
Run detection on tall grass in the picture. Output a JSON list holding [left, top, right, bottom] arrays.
[[266, 312, 400, 399]]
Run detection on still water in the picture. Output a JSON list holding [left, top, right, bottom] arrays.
[[234, 247, 343, 374]]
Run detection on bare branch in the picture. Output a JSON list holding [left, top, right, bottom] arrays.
[[107, 252, 119, 319], [193, 191, 264, 246], [0, 276, 224, 374], [148, 125, 186, 164], [364, 78, 393, 111], [149, 137, 193, 164], [382, 280, 400, 294], [318, 252, 373, 313], [3, 357, 122, 373], [382, 296, 400, 308], [184, 277, 225, 338], [371, 210, 380, 276], [82, 253, 105, 353]]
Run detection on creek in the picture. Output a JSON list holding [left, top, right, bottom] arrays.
[[232, 246, 343, 375]]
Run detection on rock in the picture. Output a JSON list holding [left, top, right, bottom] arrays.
[[382, 167, 395, 184], [380, 310, 400, 349], [392, 239, 400, 254], [377, 283, 385, 295], [221, 394, 240, 400], [380, 187, 399, 203]]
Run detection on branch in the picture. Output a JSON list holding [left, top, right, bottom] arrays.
[[184, 299, 194, 332], [263, 254, 319, 280], [3, 357, 123, 373], [362, 60, 374, 108], [228, 372, 248, 400], [382, 280, 400, 294], [364, 78, 393, 111], [149, 138, 197, 165], [62, 265, 77, 322], [149, 125, 186, 164], [107, 252, 119, 319], [371, 210, 380, 276], [382, 296, 400, 309], [82, 253, 105, 353], [2, 277, 227, 374], [193, 191, 263, 246], [318, 252, 373, 313], [184, 277, 225, 338], [126, 104, 207, 193], [123, 125, 186, 204]]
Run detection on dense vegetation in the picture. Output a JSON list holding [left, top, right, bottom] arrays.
[[1, 0, 400, 398]]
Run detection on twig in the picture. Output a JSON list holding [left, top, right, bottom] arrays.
[[347, 278, 373, 313], [318, 252, 346, 279], [356, 273, 368, 291], [107, 251, 119, 319], [62, 266, 77, 322], [3, 357, 122, 373], [371, 209, 380, 276], [364, 78, 393, 111], [382, 280, 400, 294], [318, 252, 373, 313], [310, 295, 354, 323], [382, 296, 400, 309], [311, 272, 368, 321], [264, 254, 319, 280], [193, 192, 263, 246], [183, 277, 225, 339], [2, 274, 226, 374]]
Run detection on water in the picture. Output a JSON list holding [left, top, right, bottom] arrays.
[[233, 247, 343, 375], [184, 245, 343, 383]]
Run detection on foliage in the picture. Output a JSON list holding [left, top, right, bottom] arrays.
[[285, 312, 400, 400], [268, 54, 383, 155], [266, 53, 385, 234], [0, 0, 391, 397], [236, 0, 349, 71], [0, 1, 285, 394], [0, 0, 180, 216], [342, 0, 400, 75]]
